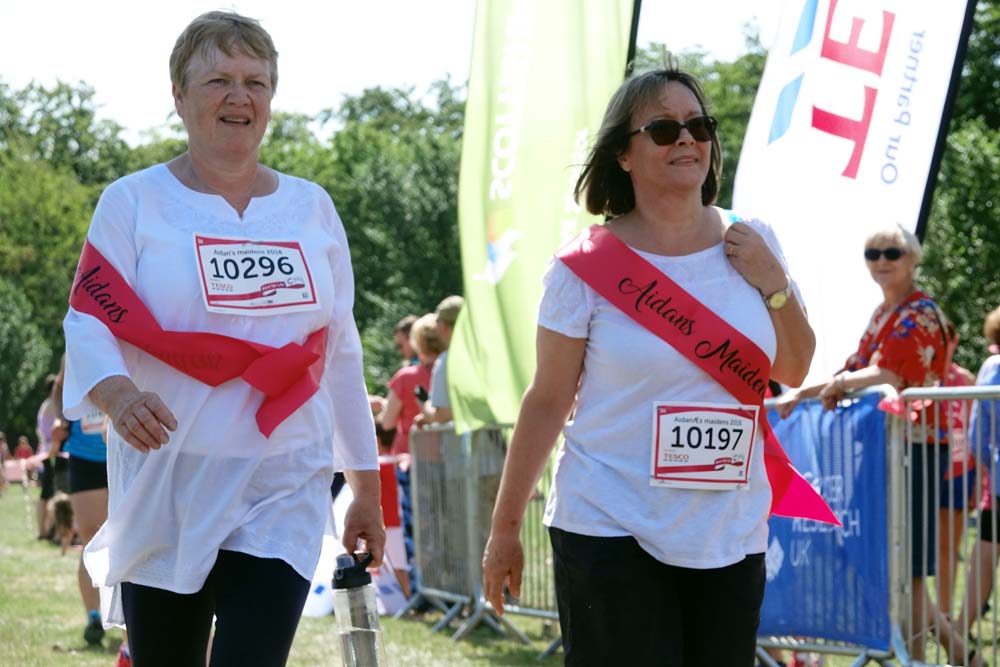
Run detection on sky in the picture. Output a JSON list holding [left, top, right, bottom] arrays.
[[0, 0, 779, 144]]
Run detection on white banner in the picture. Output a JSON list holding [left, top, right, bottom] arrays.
[[733, 0, 973, 383]]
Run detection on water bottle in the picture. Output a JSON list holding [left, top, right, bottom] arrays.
[[333, 552, 387, 667]]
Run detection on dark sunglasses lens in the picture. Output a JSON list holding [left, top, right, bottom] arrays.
[[686, 117, 715, 142], [864, 247, 905, 261], [647, 120, 681, 146]]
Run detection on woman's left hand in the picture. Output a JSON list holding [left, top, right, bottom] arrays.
[[342, 469, 386, 567], [723, 223, 788, 296], [818, 381, 845, 411]]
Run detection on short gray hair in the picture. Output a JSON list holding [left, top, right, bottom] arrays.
[[864, 224, 922, 265], [170, 11, 278, 93]]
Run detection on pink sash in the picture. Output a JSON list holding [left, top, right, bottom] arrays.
[[69, 240, 327, 438], [557, 225, 839, 525]]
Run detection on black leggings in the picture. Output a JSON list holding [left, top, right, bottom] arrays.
[[121, 550, 311, 667], [550, 527, 766, 667]]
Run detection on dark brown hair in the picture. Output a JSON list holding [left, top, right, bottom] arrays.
[[394, 315, 417, 336], [574, 65, 722, 216]]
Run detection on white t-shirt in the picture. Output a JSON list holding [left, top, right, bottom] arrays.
[[63, 164, 377, 621], [429, 351, 449, 408], [540, 217, 802, 569]]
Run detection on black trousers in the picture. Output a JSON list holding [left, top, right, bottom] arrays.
[[550, 527, 765, 667], [121, 550, 311, 667]]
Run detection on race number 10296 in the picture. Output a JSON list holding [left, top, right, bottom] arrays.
[[194, 234, 319, 316], [208, 255, 294, 280]]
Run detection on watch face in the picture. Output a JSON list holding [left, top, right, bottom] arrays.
[[768, 292, 789, 309]]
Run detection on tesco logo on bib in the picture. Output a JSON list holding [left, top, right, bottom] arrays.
[[767, 0, 897, 180]]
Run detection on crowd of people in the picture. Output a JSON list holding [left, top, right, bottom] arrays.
[[4, 9, 1000, 667]]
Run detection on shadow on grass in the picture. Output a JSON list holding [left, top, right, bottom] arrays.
[[51, 636, 122, 657], [394, 610, 562, 665]]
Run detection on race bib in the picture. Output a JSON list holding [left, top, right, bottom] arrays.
[[80, 408, 107, 436], [194, 235, 319, 316], [650, 402, 759, 491]]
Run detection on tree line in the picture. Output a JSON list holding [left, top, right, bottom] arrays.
[[2, 2, 998, 438]]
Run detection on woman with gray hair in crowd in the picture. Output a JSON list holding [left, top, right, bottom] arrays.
[[777, 225, 982, 665], [62, 11, 383, 666]]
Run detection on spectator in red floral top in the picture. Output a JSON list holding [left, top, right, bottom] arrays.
[[777, 225, 981, 665]]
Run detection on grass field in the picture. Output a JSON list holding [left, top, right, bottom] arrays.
[[6, 478, 997, 666]]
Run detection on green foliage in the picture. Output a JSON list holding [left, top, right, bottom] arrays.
[[954, 0, 1000, 129], [322, 82, 465, 390], [922, 119, 1000, 370], [0, 150, 94, 343], [0, 278, 52, 437], [920, 0, 1000, 371], [0, 81, 131, 189]]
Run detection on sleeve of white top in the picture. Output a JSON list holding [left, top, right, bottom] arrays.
[[62, 180, 136, 420], [746, 217, 807, 311], [537, 258, 595, 339], [321, 192, 378, 472]]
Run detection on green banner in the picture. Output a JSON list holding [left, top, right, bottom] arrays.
[[449, 0, 635, 433]]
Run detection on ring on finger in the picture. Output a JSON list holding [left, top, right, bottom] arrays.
[[726, 242, 736, 256]]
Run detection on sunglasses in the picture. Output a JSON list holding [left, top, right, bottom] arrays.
[[864, 247, 905, 261], [629, 116, 717, 145]]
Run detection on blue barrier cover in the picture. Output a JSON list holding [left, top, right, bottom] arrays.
[[759, 394, 890, 650]]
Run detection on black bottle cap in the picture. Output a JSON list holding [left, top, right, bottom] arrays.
[[333, 552, 374, 589]]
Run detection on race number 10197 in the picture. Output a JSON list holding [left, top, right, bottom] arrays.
[[669, 425, 744, 451]]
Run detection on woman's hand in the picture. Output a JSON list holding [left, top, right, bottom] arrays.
[[723, 223, 788, 296], [818, 380, 845, 411], [342, 469, 386, 567], [775, 389, 802, 419], [89, 376, 177, 453], [482, 528, 524, 615]]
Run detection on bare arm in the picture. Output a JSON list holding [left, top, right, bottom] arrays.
[[379, 390, 403, 430], [342, 468, 386, 567], [51, 356, 66, 420], [420, 404, 453, 424], [482, 326, 586, 614], [777, 364, 902, 417]]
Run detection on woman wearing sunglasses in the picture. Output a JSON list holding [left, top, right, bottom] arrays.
[[483, 65, 821, 666], [776, 226, 982, 665], [777, 225, 947, 417]]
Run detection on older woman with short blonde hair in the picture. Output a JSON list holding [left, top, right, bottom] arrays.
[[62, 11, 382, 666], [776, 225, 983, 665]]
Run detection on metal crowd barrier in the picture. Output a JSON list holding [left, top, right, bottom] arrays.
[[757, 384, 1000, 667], [894, 384, 1000, 667], [395, 423, 533, 645], [755, 385, 903, 667]]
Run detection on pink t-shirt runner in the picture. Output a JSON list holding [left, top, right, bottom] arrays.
[[387, 363, 432, 455]]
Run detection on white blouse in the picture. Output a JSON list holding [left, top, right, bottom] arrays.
[[540, 217, 802, 569], [63, 164, 378, 623]]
